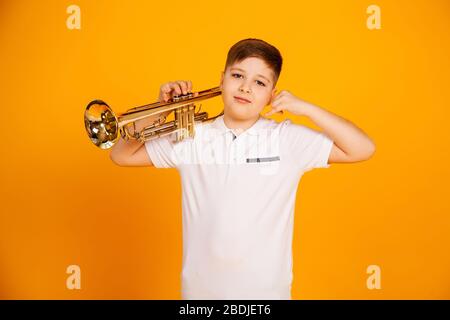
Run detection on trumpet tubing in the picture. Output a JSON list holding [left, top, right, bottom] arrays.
[[84, 86, 222, 149]]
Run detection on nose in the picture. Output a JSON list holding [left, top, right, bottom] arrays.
[[239, 84, 251, 93]]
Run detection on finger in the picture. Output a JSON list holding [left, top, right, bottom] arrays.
[[176, 80, 188, 95], [271, 93, 283, 103], [187, 80, 192, 93], [266, 105, 279, 115], [266, 107, 283, 116], [272, 95, 285, 107], [273, 90, 283, 98], [278, 92, 287, 99], [160, 84, 176, 102], [265, 109, 276, 116], [269, 96, 276, 105], [163, 82, 181, 96], [170, 82, 183, 95], [159, 84, 172, 102], [160, 82, 176, 101], [179, 80, 189, 94], [160, 83, 171, 95]]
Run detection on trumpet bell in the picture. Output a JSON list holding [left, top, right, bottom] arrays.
[[84, 100, 119, 149]]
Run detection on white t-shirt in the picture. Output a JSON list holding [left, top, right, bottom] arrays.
[[145, 115, 333, 300]]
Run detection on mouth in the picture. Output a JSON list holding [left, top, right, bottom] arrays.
[[233, 96, 252, 104]]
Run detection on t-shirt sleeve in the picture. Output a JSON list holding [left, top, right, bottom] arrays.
[[144, 133, 181, 169], [280, 119, 334, 173]]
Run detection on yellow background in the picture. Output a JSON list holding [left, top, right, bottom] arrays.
[[1, 0, 449, 299]]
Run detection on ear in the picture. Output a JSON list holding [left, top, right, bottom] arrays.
[[270, 87, 277, 103], [220, 71, 224, 89]]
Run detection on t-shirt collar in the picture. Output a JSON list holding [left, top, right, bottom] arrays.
[[211, 114, 265, 136]]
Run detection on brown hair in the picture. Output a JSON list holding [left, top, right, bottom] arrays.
[[224, 38, 283, 86]]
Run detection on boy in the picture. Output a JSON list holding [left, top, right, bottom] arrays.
[[110, 38, 376, 299]]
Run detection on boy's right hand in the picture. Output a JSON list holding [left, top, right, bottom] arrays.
[[158, 80, 193, 102]]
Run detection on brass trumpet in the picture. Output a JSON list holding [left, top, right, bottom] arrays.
[[84, 86, 223, 149]]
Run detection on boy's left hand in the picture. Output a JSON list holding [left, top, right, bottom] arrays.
[[265, 90, 309, 117]]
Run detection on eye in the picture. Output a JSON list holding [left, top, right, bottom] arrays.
[[232, 73, 266, 86]]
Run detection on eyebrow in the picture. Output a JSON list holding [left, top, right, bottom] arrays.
[[230, 67, 272, 84]]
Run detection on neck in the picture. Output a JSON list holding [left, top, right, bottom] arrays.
[[223, 114, 260, 136]]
